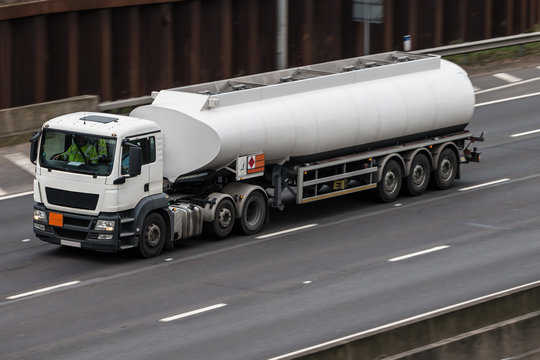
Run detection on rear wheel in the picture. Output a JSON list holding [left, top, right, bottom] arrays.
[[237, 191, 266, 235], [405, 153, 431, 196], [138, 213, 166, 258], [205, 198, 236, 238], [432, 147, 457, 190], [378, 159, 402, 202]]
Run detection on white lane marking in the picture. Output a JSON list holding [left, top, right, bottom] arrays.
[[493, 72, 522, 83], [458, 178, 510, 192], [6, 281, 81, 300], [475, 76, 540, 94], [0, 190, 33, 201], [510, 129, 540, 138], [159, 303, 227, 323], [255, 224, 318, 239], [473, 86, 481, 92], [21, 239, 31, 243], [388, 245, 449, 262], [464, 222, 508, 231], [475, 92, 540, 107], [268, 280, 540, 360], [303, 281, 312, 284], [537, 66, 540, 70], [4, 152, 35, 176], [0, 187, 6, 196]]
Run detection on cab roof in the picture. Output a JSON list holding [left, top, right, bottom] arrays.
[[43, 111, 160, 138]]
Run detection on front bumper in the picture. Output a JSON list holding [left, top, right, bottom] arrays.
[[33, 202, 127, 253]]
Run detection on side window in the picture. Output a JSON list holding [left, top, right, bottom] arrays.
[[121, 136, 156, 175]]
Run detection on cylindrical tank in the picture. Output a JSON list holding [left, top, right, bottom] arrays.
[[131, 58, 474, 182]]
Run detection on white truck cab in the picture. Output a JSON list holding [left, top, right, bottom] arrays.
[[31, 112, 176, 257]]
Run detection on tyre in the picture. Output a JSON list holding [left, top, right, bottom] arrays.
[[432, 147, 457, 190], [236, 191, 266, 235], [205, 198, 236, 238], [138, 213, 166, 258], [405, 153, 431, 196], [377, 159, 402, 202]]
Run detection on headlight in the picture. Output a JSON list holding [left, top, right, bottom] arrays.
[[34, 210, 47, 222], [95, 220, 115, 232]]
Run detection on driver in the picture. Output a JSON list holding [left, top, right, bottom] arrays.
[[54, 135, 99, 164]]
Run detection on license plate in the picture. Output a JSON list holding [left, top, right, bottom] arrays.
[[61, 240, 81, 248]]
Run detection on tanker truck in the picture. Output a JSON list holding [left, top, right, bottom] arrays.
[[30, 52, 482, 257]]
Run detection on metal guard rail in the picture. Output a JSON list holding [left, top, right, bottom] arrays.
[[98, 31, 540, 112]]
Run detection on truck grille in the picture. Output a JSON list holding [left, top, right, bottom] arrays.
[[54, 228, 88, 240], [46, 187, 99, 210]]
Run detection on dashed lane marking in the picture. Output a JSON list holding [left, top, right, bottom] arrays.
[[458, 178, 511, 192], [0, 191, 34, 201], [511, 129, 540, 138], [493, 72, 522, 83], [256, 224, 318, 239], [6, 281, 81, 300], [388, 245, 449, 262], [159, 303, 227, 322]]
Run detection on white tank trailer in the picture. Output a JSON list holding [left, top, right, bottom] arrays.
[[31, 51, 483, 257], [132, 52, 475, 181]]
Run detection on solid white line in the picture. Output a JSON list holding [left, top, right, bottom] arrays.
[[0, 190, 34, 201], [475, 92, 540, 107], [6, 281, 81, 300], [475, 76, 540, 94], [255, 224, 318, 239], [510, 128, 540, 138], [458, 178, 510, 192], [159, 303, 227, 322], [388, 245, 449, 262], [4, 152, 35, 176], [493, 72, 522, 83], [268, 279, 540, 360]]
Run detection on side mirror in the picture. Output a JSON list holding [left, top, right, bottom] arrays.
[[29, 130, 41, 165], [129, 146, 142, 177]]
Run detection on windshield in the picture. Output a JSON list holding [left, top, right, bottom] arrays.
[[39, 129, 117, 176]]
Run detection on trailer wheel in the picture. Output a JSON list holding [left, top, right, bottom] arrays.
[[405, 153, 431, 196], [206, 198, 236, 238], [138, 213, 166, 258], [237, 191, 266, 235], [378, 159, 402, 202], [432, 147, 457, 190]]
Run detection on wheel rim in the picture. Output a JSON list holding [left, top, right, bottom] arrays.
[[145, 223, 161, 247], [245, 200, 262, 227], [440, 157, 453, 182], [218, 207, 232, 229], [412, 163, 426, 187], [384, 169, 398, 194]]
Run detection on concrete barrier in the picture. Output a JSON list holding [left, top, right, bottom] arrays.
[[274, 281, 540, 360], [0, 95, 98, 148]]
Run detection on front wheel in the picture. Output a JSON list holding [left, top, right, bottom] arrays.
[[138, 213, 166, 258], [236, 191, 267, 235], [432, 147, 457, 190], [377, 159, 402, 202], [205, 198, 236, 238]]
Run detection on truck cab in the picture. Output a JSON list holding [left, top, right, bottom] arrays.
[[31, 112, 167, 255]]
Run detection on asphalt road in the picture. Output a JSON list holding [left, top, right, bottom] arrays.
[[1, 66, 540, 359]]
